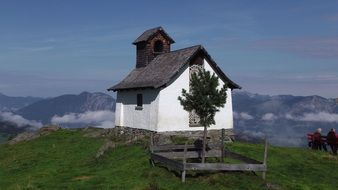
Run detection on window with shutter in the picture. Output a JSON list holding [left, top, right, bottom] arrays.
[[136, 94, 143, 110]]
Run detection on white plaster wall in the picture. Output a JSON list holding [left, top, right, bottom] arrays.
[[115, 93, 122, 126], [204, 59, 234, 130], [115, 89, 160, 131], [157, 59, 234, 132], [157, 65, 190, 132]]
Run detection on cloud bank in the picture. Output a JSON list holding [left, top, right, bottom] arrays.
[[234, 112, 254, 120], [51, 110, 115, 128], [236, 111, 338, 123], [261, 113, 278, 121], [0, 112, 43, 128], [286, 112, 338, 123]]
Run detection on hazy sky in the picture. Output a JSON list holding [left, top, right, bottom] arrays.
[[0, 0, 338, 98]]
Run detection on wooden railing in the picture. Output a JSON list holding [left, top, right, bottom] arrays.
[[149, 129, 268, 182]]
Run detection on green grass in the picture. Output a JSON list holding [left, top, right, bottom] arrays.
[[0, 129, 337, 190], [227, 142, 338, 190]]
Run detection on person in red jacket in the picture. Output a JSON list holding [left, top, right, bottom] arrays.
[[312, 128, 322, 150], [327, 128, 337, 155]]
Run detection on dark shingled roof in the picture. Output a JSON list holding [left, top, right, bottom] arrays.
[[132, 26, 175, 45], [108, 45, 241, 91]]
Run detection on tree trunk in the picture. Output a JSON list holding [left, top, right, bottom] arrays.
[[201, 125, 208, 163]]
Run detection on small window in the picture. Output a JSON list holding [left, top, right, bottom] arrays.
[[137, 94, 143, 107], [154, 40, 163, 53]]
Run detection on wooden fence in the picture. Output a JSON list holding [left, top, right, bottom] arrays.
[[149, 129, 268, 182]]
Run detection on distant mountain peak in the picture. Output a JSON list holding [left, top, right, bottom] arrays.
[[16, 92, 115, 124], [0, 93, 43, 112]]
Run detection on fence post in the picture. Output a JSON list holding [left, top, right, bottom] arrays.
[[221, 128, 225, 162], [262, 138, 268, 180], [150, 132, 154, 153], [149, 132, 155, 167], [181, 142, 188, 182]]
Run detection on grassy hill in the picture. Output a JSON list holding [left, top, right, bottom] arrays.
[[0, 129, 337, 190], [0, 120, 29, 144]]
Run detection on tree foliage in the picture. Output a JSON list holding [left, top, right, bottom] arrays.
[[178, 68, 228, 127]]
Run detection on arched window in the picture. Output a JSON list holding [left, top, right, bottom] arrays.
[[189, 64, 203, 127], [154, 40, 163, 53]]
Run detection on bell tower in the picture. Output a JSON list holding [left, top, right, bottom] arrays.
[[133, 27, 175, 68]]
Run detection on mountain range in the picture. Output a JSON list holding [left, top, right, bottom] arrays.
[[0, 92, 115, 143], [233, 91, 338, 147], [17, 91, 115, 124], [0, 93, 42, 112], [1, 91, 338, 147]]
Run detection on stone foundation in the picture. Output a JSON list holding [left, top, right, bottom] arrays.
[[114, 126, 234, 145]]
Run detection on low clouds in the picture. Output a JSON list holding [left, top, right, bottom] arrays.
[[239, 130, 266, 139], [0, 110, 116, 129], [236, 129, 304, 147], [236, 111, 338, 123], [234, 112, 254, 120], [51, 110, 115, 128], [0, 112, 42, 128], [286, 112, 338, 123], [261, 113, 278, 121]]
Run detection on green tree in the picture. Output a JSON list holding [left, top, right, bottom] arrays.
[[178, 68, 228, 163]]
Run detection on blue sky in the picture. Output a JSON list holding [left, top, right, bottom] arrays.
[[0, 0, 338, 98]]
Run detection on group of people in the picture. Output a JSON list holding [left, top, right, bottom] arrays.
[[311, 128, 337, 155]]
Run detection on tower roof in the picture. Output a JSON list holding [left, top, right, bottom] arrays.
[[132, 26, 175, 45]]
